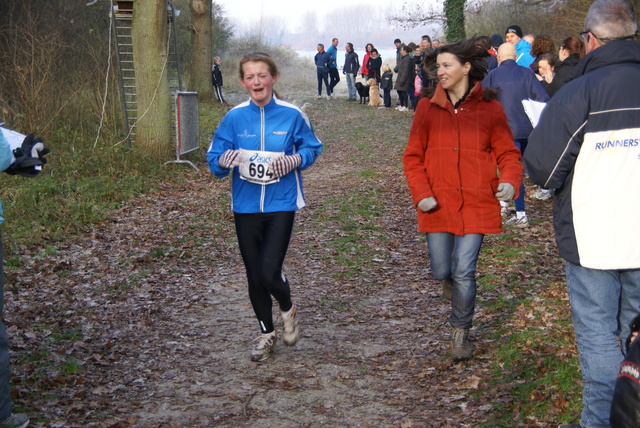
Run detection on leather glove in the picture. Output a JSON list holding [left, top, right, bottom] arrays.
[[495, 182, 515, 201], [417, 197, 437, 212], [268, 154, 301, 178], [6, 134, 49, 177], [218, 149, 241, 169]]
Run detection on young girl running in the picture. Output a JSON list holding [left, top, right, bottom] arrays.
[[207, 52, 323, 362]]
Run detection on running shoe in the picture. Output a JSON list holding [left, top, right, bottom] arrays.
[[250, 332, 277, 362], [532, 188, 552, 200], [504, 215, 530, 228], [0, 413, 29, 428], [280, 303, 300, 346]]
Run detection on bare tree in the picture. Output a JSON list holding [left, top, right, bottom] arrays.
[[188, 0, 213, 100], [131, 0, 172, 159]]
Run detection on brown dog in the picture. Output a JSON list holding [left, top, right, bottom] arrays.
[[367, 78, 384, 107]]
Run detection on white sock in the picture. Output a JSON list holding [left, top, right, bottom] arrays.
[[516, 211, 526, 220], [281, 306, 294, 319]]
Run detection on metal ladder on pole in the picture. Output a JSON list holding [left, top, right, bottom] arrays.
[[112, 0, 183, 145]]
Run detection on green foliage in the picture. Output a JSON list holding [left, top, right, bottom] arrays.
[[445, 0, 467, 41]]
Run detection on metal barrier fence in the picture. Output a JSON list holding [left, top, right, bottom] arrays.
[[166, 91, 199, 171]]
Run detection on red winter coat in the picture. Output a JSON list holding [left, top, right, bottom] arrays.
[[403, 81, 522, 235]]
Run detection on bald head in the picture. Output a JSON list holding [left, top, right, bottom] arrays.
[[497, 43, 516, 64]]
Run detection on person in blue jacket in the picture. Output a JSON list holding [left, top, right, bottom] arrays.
[[482, 42, 549, 228], [314, 44, 333, 99], [505, 25, 535, 68], [207, 52, 323, 362]]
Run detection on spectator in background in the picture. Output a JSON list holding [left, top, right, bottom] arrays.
[[530, 35, 556, 73], [542, 36, 585, 97], [380, 64, 394, 108], [367, 49, 382, 83], [326, 38, 340, 97], [531, 37, 585, 202], [394, 44, 413, 111], [314, 43, 333, 99], [394, 38, 403, 72], [361, 43, 374, 79], [477, 35, 498, 70], [482, 43, 549, 228], [406, 42, 419, 109], [212, 56, 226, 104], [418, 35, 438, 90], [490, 34, 503, 51], [343, 42, 359, 102], [505, 25, 535, 68], [536, 53, 557, 89], [524, 1, 640, 425]]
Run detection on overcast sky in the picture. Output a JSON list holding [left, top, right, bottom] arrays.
[[220, 0, 415, 32]]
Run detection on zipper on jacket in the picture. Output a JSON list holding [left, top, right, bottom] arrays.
[[259, 106, 266, 213]]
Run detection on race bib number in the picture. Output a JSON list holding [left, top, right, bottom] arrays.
[[239, 149, 284, 184]]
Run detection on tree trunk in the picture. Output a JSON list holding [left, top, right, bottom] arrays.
[[131, 0, 172, 159], [189, 0, 213, 101]]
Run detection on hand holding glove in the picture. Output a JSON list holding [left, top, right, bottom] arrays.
[[268, 154, 301, 179], [495, 182, 515, 201], [218, 149, 241, 169], [6, 133, 50, 177], [417, 197, 438, 212]]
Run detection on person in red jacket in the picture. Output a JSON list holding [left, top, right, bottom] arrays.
[[403, 37, 523, 362]]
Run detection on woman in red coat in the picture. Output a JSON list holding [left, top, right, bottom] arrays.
[[403, 37, 523, 362]]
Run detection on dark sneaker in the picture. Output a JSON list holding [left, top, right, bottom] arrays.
[[451, 327, 473, 362], [280, 303, 300, 346], [250, 332, 277, 362], [442, 279, 453, 300], [0, 413, 29, 428]]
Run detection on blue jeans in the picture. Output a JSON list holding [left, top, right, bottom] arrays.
[[427, 233, 484, 329], [566, 261, 640, 427], [514, 139, 527, 212], [345, 73, 357, 99]]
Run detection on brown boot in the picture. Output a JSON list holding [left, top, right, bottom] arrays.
[[442, 279, 453, 300], [451, 327, 473, 361]]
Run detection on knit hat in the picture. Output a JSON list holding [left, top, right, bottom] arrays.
[[490, 34, 503, 48], [505, 25, 523, 39], [394, 38, 401, 44]]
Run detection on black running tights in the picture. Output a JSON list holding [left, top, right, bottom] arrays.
[[234, 211, 295, 334]]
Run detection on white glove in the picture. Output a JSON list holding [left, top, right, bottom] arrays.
[[268, 154, 302, 178], [218, 149, 241, 169], [495, 182, 515, 201], [417, 197, 437, 212]]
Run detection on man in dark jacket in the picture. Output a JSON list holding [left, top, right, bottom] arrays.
[[343, 42, 359, 101], [314, 43, 333, 99], [524, 1, 640, 426], [482, 42, 548, 229]]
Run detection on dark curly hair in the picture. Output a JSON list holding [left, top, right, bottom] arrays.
[[530, 35, 556, 58]]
